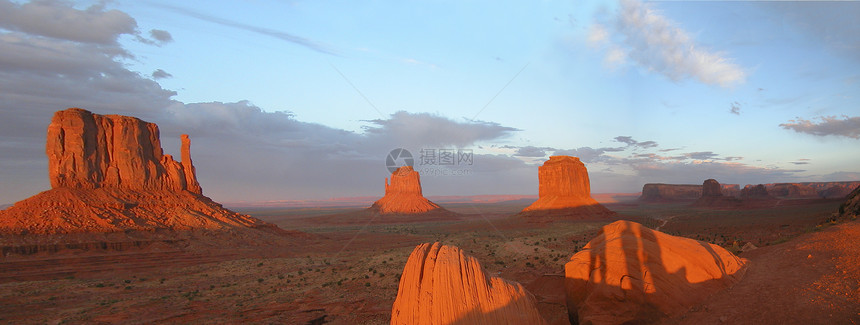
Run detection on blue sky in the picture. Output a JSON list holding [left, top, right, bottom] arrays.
[[0, 0, 858, 204]]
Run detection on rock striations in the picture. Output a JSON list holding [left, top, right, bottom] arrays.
[[564, 220, 747, 325], [371, 166, 443, 214], [522, 156, 613, 217], [0, 108, 281, 236], [46, 108, 201, 193], [391, 242, 547, 325]]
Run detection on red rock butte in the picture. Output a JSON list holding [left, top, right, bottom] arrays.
[[0, 108, 281, 235], [370, 166, 442, 214], [522, 155, 612, 216], [391, 242, 546, 325], [565, 220, 747, 324]]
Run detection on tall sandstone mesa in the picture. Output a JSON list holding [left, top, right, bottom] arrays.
[[522, 155, 612, 215], [46, 108, 201, 194], [371, 166, 442, 214], [565, 220, 747, 324], [391, 242, 547, 325], [0, 108, 280, 235]]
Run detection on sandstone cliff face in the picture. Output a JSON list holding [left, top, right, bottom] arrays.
[[0, 108, 283, 236], [391, 242, 546, 325], [565, 220, 747, 324], [740, 184, 771, 199], [837, 185, 860, 219], [766, 183, 817, 198], [522, 156, 612, 216], [46, 108, 201, 194], [701, 179, 722, 197], [371, 166, 442, 214], [639, 184, 702, 202]]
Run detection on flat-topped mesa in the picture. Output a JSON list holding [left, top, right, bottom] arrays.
[[371, 166, 441, 214], [702, 179, 723, 197], [740, 184, 772, 199], [522, 156, 611, 215], [46, 108, 201, 194], [391, 242, 547, 325]]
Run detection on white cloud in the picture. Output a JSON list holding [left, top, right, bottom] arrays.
[[588, 0, 746, 87]]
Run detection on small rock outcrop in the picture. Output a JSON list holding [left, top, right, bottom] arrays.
[[370, 166, 443, 214], [522, 156, 613, 217], [565, 220, 747, 324], [0, 108, 283, 236], [837, 185, 860, 219], [391, 242, 547, 325]]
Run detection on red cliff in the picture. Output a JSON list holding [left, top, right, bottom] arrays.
[[391, 242, 546, 325], [46, 108, 201, 194], [522, 156, 612, 216], [370, 166, 442, 214], [0, 108, 282, 236], [565, 220, 747, 324]]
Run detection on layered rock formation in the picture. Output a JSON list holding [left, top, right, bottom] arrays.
[[0, 108, 282, 236], [565, 220, 747, 324], [837, 185, 860, 219], [701, 179, 722, 197], [740, 184, 772, 199], [391, 242, 546, 325], [639, 184, 702, 202], [757, 181, 860, 199], [522, 156, 613, 217], [370, 166, 442, 214], [693, 179, 741, 208], [46, 108, 201, 194]]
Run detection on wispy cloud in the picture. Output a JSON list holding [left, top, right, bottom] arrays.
[[588, 0, 746, 87], [730, 101, 741, 115], [148, 2, 339, 55], [780, 115, 860, 139], [614, 136, 657, 148]]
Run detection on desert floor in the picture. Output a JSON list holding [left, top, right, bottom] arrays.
[[0, 198, 857, 324]]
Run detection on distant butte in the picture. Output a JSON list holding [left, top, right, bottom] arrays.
[[370, 166, 444, 215], [521, 156, 614, 218], [0, 108, 285, 238]]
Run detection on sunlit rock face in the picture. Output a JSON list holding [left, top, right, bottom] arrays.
[[371, 166, 442, 214], [391, 242, 547, 325], [46, 108, 201, 194], [0, 108, 280, 235], [564, 220, 747, 325], [522, 156, 612, 216]]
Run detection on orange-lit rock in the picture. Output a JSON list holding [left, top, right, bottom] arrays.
[[46, 108, 201, 194], [565, 220, 747, 324], [0, 108, 282, 235], [371, 166, 442, 214], [522, 156, 612, 216], [391, 242, 547, 325]]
